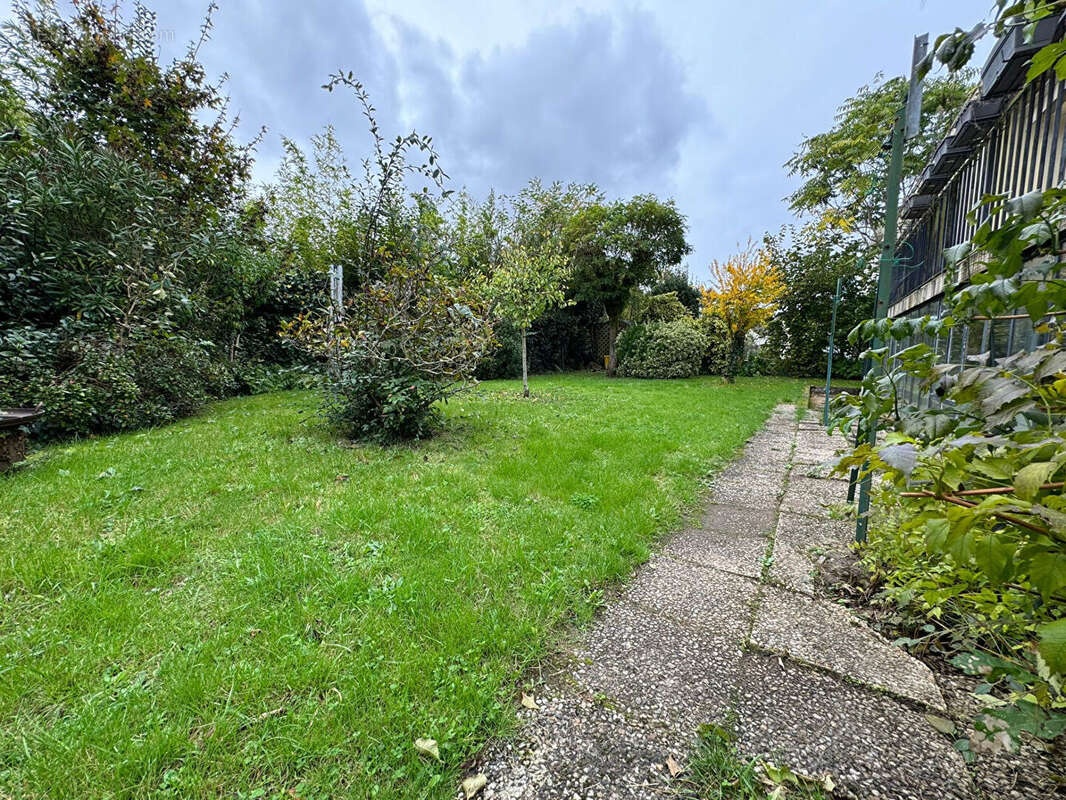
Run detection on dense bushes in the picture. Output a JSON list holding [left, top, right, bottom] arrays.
[[0, 5, 321, 441], [616, 317, 708, 379], [699, 314, 731, 375], [833, 188, 1066, 751]]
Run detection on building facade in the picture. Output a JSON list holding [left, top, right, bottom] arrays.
[[887, 15, 1065, 405]]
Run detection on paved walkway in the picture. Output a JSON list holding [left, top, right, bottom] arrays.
[[463, 406, 978, 799]]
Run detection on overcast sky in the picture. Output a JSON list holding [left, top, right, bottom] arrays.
[[150, 0, 991, 282]]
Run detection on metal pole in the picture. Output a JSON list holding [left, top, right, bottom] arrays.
[[823, 276, 843, 427], [855, 107, 906, 543], [853, 33, 926, 544]]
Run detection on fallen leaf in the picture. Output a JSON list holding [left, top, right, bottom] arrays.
[[520, 692, 538, 710], [823, 774, 836, 792], [414, 737, 440, 761], [461, 773, 487, 799], [335, 474, 350, 483], [925, 714, 957, 736], [665, 755, 682, 777]]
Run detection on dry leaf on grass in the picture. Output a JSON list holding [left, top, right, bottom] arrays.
[[414, 738, 440, 761], [520, 692, 538, 710]]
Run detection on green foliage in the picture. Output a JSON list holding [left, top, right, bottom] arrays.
[[0, 325, 237, 439], [524, 301, 602, 373], [787, 71, 974, 251], [0, 3, 315, 441], [638, 291, 690, 323], [267, 128, 365, 281], [650, 269, 701, 316], [2, 1, 255, 219], [699, 314, 731, 376], [833, 185, 1066, 750], [286, 261, 493, 442], [475, 321, 522, 380], [763, 225, 874, 379], [566, 195, 690, 372], [488, 238, 569, 331], [617, 317, 708, 379], [567, 195, 690, 321], [679, 725, 831, 800], [0, 118, 281, 440]]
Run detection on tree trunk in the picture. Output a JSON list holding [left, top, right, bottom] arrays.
[[725, 331, 744, 384], [521, 327, 530, 397], [607, 317, 618, 376]]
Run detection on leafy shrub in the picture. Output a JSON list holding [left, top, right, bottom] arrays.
[[0, 6, 309, 442], [617, 317, 708, 379], [614, 323, 646, 369], [0, 326, 234, 439], [861, 490, 1066, 754], [476, 322, 522, 380], [525, 301, 600, 372], [739, 349, 772, 376], [833, 188, 1066, 752], [284, 263, 493, 442], [639, 291, 691, 323], [699, 314, 731, 375], [650, 269, 701, 316]]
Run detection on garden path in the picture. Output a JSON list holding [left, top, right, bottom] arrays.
[[461, 405, 983, 799]]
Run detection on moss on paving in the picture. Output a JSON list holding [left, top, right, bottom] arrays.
[[0, 374, 803, 799]]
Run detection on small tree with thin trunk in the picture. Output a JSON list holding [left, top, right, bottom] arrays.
[[489, 238, 570, 397], [700, 242, 785, 383]]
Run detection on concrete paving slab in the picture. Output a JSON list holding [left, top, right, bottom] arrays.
[[751, 584, 946, 710], [734, 652, 973, 800], [662, 506, 774, 578], [791, 446, 842, 466], [769, 513, 854, 594], [661, 527, 767, 578], [779, 475, 846, 518], [621, 557, 759, 639], [572, 601, 741, 731], [710, 470, 787, 509], [471, 692, 687, 800]]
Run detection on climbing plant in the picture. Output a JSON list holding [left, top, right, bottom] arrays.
[[832, 188, 1066, 751]]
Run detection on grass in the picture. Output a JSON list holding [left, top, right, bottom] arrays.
[[678, 727, 831, 800], [0, 374, 803, 799]]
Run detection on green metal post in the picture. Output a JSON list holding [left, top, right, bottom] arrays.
[[823, 276, 843, 427], [855, 106, 907, 543]]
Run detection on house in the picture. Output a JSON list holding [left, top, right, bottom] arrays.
[[888, 13, 1066, 404]]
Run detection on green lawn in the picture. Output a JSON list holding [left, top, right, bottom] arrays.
[[0, 374, 803, 799]]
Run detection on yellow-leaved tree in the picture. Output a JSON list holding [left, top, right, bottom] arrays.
[[701, 242, 785, 383]]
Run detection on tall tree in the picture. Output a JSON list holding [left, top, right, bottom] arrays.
[[763, 225, 875, 379], [566, 195, 690, 374], [786, 72, 974, 252], [701, 242, 785, 383], [1, 1, 257, 221]]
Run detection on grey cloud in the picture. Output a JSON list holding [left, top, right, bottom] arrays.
[[156, 2, 706, 216], [390, 8, 709, 198]]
